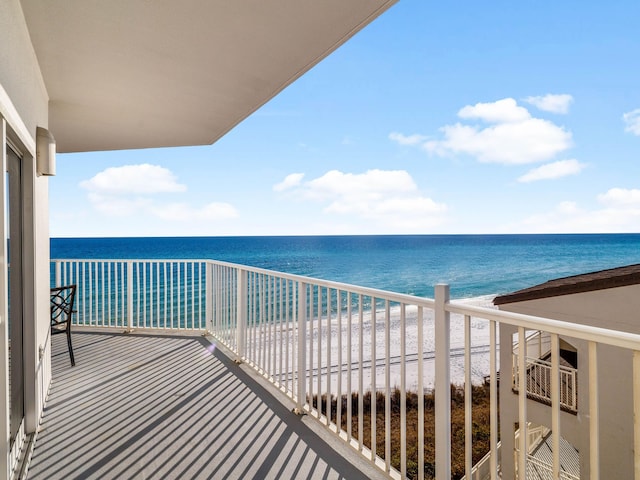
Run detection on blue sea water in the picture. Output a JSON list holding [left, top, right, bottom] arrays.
[[50, 234, 640, 300]]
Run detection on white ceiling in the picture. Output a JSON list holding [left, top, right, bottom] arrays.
[[21, 0, 396, 153]]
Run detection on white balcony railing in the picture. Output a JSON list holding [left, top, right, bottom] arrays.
[[51, 259, 640, 480], [512, 354, 578, 412]]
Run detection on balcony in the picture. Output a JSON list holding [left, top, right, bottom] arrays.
[[27, 259, 640, 479]]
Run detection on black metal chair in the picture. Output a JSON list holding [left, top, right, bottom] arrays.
[[50, 285, 77, 366]]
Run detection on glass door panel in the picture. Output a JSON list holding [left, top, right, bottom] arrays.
[[6, 146, 23, 446]]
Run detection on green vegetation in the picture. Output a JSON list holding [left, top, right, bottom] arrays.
[[312, 384, 494, 480]]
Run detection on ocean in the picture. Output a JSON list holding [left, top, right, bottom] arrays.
[[50, 234, 640, 300]]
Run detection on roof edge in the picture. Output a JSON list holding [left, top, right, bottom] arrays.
[[494, 264, 640, 305]]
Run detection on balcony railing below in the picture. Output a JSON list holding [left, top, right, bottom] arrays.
[[512, 354, 578, 412]]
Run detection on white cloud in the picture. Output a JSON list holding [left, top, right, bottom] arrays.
[[597, 187, 640, 206], [277, 169, 447, 230], [623, 109, 640, 135], [273, 173, 305, 192], [86, 193, 153, 217], [524, 94, 574, 114], [80, 164, 186, 194], [507, 189, 640, 233], [304, 169, 417, 201], [389, 132, 428, 146], [517, 159, 585, 183], [458, 98, 531, 123], [418, 98, 572, 165], [151, 202, 238, 222], [80, 164, 237, 223]]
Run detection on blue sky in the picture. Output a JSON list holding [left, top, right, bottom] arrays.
[[51, 0, 640, 237]]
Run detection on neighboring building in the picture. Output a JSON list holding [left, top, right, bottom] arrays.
[[494, 264, 640, 479], [0, 1, 395, 477]]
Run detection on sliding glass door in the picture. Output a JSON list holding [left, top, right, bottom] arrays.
[[6, 145, 23, 447]]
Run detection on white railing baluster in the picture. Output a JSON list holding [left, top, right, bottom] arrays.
[[88, 261, 93, 325], [384, 299, 391, 474], [127, 261, 133, 331], [327, 288, 332, 427], [237, 268, 247, 362], [107, 262, 111, 326], [55, 260, 61, 287], [285, 280, 290, 395], [400, 302, 407, 478], [347, 292, 352, 444], [358, 294, 364, 452], [371, 300, 377, 462], [634, 350, 640, 480], [337, 290, 343, 437], [100, 262, 105, 326], [191, 262, 195, 329], [296, 281, 307, 415], [318, 287, 323, 421], [250, 272, 256, 365], [435, 284, 451, 480], [279, 278, 284, 387], [418, 305, 425, 480], [308, 286, 314, 414], [464, 314, 472, 480], [266, 276, 271, 373], [490, 320, 497, 480]]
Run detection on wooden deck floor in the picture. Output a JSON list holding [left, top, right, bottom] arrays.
[[27, 332, 386, 480]]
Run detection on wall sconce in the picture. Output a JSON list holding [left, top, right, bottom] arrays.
[[36, 126, 56, 176]]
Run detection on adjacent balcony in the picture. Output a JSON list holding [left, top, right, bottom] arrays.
[[512, 354, 578, 413], [26, 259, 640, 480]]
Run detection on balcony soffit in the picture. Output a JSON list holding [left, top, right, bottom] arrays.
[[20, 0, 396, 153]]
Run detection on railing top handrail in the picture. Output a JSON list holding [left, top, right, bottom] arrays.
[[52, 259, 211, 263], [447, 301, 640, 351], [52, 258, 438, 308]]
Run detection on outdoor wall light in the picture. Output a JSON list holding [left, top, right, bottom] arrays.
[[36, 126, 56, 176]]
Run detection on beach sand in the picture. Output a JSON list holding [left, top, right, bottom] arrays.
[[242, 295, 499, 395]]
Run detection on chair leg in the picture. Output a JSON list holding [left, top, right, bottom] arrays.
[[67, 331, 75, 367]]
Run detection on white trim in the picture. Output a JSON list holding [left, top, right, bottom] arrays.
[[0, 86, 35, 158], [21, 151, 38, 434], [0, 118, 11, 480]]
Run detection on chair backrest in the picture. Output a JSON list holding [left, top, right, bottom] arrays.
[[51, 285, 77, 330]]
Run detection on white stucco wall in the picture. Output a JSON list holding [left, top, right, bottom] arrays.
[[497, 285, 640, 479], [0, 0, 49, 138], [1, 0, 51, 475]]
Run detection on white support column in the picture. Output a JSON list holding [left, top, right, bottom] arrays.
[[551, 334, 560, 480], [236, 269, 247, 362], [634, 350, 640, 480], [295, 281, 307, 415], [434, 284, 451, 480], [588, 341, 599, 480], [517, 327, 528, 479]]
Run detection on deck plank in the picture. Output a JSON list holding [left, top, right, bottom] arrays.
[[28, 332, 384, 480]]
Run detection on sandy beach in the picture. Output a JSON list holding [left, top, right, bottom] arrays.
[[243, 295, 500, 395]]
